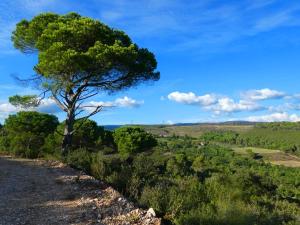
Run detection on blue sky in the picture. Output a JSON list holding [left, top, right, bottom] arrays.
[[1, 0, 300, 125]]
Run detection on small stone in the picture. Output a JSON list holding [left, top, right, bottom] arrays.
[[146, 208, 156, 218]]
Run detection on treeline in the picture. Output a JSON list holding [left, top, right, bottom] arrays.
[[0, 111, 156, 158], [0, 113, 300, 224], [255, 122, 300, 130], [201, 127, 300, 156], [72, 136, 299, 225]]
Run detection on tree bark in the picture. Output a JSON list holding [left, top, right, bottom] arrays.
[[61, 109, 75, 156]]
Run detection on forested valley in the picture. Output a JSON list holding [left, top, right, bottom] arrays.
[[1, 112, 299, 225]]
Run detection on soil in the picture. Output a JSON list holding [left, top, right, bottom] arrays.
[[0, 156, 160, 225]]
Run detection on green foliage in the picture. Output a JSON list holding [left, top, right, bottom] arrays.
[[2, 117, 299, 225], [166, 153, 191, 177], [67, 148, 92, 172], [90, 152, 121, 180], [53, 119, 115, 151], [5, 111, 58, 135], [12, 12, 160, 154], [201, 127, 300, 156], [201, 130, 239, 144], [237, 128, 300, 155], [82, 137, 300, 224], [73, 120, 104, 148], [113, 127, 157, 156], [9, 95, 39, 108], [10, 132, 43, 158], [256, 122, 300, 130], [191, 155, 205, 173], [1, 111, 59, 158], [12, 12, 159, 92]]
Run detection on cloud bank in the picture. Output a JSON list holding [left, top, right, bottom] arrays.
[[167, 92, 216, 106], [167, 88, 300, 121], [246, 112, 300, 122], [0, 96, 143, 121], [241, 88, 285, 101]]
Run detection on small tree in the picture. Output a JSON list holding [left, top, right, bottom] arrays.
[[3, 111, 59, 158], [54, 119, 111, 150], [9, 95, 40, 108], [113, 127, 157, 156], [5, 111, 59, 135], [11, 12, 160, 155]]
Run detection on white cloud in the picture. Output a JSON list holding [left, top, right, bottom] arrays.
[[38, 98, 61, 114], [290, 93, 300, 99], [206, 98, 263, 114], [87, 96, 144, 112], [114, 96, 144, 107], [166, 120, 174, 125], [0, 103, 16, 120], [0, 95, 143, 121], [0, 98, 61, 121], [168, 91, 217, 106], [246, 112, 300, 122], [241, 88, 285, 101], [167, 91, 264, 114]]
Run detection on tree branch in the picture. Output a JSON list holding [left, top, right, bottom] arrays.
[[71, 105, 103, 134], [51, 91, 68, 112]]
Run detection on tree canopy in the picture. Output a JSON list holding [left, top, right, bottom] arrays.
[[12, 12, 159, 154], [9, 95, 39, 108], [12, 12, 159, 93], [113, 127, 157, 156], [2, 111, 59, 158], [5, 111, 59, 135]]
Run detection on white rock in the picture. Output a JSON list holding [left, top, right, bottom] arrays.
[[146, 208, 156, 218]]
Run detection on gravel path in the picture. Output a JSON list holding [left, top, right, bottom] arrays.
[[0, 156, 160, 225]]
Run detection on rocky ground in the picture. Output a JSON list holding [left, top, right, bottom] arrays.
[[0, 156, 161, 225]]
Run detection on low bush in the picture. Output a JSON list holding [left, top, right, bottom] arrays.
[[1, 111, 59, 158], [113, 126, 157, 156], [66, 148, 92, 172]]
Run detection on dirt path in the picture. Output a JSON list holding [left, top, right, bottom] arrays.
[[0, 156, 160, 225]]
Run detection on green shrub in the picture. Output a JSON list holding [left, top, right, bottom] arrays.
[[55, 119, 115, 151], [140, 184, 170, 215], [2, 111, 59, 158], [90, 152, 109, 180], [10, 132, 43, 158], [113, 126, 157, 156], [166, 153, 191, 177], [191, 155, 205, 173], [41, 133, 61, 154], [67, 148, 92, 172], [5, 111, 59, 135]]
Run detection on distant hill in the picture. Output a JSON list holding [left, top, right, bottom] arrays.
[[103, 121, 257, 130], [172, 121, 257, 126], [103, 125, 122, 130]]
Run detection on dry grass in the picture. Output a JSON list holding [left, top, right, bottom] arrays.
[[232, 146, 300, 168], [145, 124, 253, 137], [232, 147, 281, 154], [269, 160, 300, 168]]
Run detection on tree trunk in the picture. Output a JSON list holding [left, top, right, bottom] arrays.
[[61, 110, 75, 156]]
